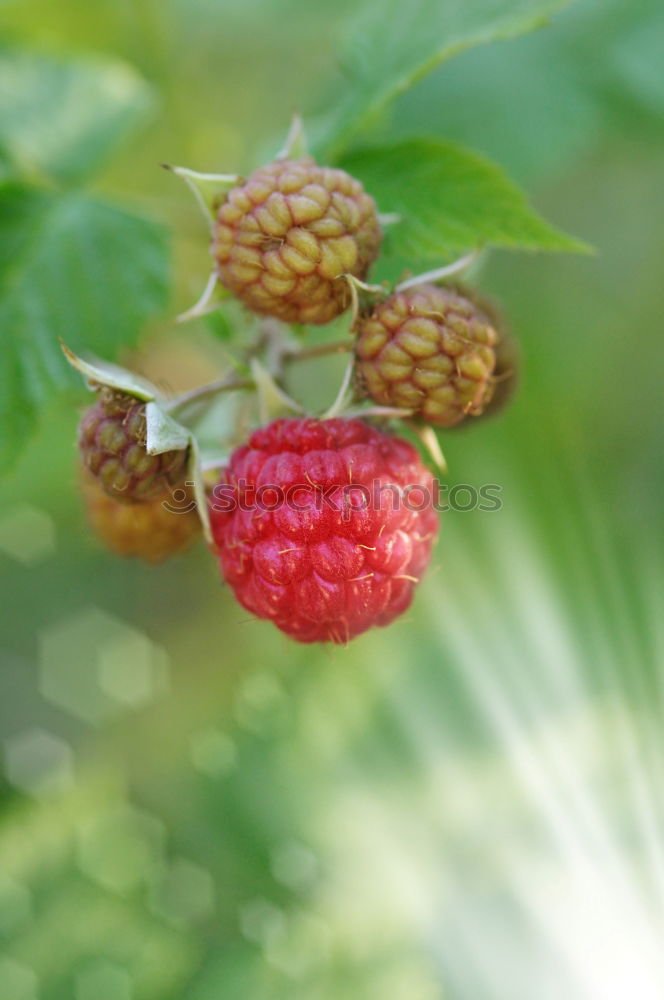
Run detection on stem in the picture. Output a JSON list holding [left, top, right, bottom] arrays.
[[166, 375, 253, 413], [285, 338, 353, 363], [165, 340, 353, 417]]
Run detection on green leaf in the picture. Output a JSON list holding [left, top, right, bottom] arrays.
[[385, 0, 664, 187], [317, 0, 576, 157], [0, 49, 154, 183], [340, 139, 589, 278], [0, 182, 168, 475], [611, 8, 664, 117]]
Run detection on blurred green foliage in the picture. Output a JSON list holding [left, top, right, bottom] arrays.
[[0, 0, 663, 997]]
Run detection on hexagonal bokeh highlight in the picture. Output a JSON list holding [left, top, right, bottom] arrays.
[[3, 727, 74, 798], [263, 910, 331, 980], [270, 840, 319, 892], [234, 670, 289, 735], [148, 858, 215, 927], [0, 505, 56, 566], [77, 803, 166, 894], [75, 960, 133, 1000], [189, 728, 236, 778], [39, 606, 169, 724], [0, 958, 38, 1000], [239, 898, 286, 946]]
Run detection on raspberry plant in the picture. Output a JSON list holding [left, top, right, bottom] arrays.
[[0, 0, 589, 644]]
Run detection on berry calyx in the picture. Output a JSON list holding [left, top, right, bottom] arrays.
[[355, 284, 499, 427], [209, 417, 439, 644], [212, 157, 382, 325], [81, 471, 200, 562], [78, 389, 188, 503]]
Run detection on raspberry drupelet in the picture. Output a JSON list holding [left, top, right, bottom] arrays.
[[212, 157, 382, 325], [209, 418, 439, 644]]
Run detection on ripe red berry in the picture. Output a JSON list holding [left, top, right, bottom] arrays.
[[355, 284, 499, 427], [212, 157, 382, 325], [209, 418, 439, 644], [81, 470, 200, 562], [78, 389, 188, 503]]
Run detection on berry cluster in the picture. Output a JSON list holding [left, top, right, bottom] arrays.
[[78, 390, 198, 560], [76, 132, 516, 645]]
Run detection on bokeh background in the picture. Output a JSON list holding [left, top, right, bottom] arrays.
[[1, 0, 663, 997]]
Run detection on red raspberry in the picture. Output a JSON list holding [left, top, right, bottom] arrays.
[[355, 285, 499, 427], [212, 157, 382, 325], [78, 389, 188, 503], [209, 418, 439, 644], [81, 470, 200, 562]]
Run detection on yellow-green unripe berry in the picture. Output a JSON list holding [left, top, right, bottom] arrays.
[[81, 470, 200, 561], [212, 157, 382, 325], [355, 285, 499, 427]]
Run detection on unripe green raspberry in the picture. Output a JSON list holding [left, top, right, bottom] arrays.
[[449, 332, 519, 429], [78, 389, 188, 503], [355, 285, 499, 427], [212, 157, 382, 325], [81, 470, 200, 562]]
